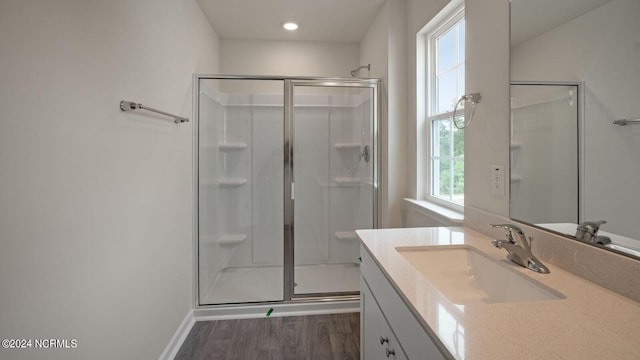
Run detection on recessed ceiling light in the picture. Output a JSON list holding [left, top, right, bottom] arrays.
[[283, 22, 298, 31]]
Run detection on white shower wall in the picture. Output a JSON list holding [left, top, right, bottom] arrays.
[[294, 91, 374, 266], [199, 82, 285, 301], [510, 85, 578, 224]]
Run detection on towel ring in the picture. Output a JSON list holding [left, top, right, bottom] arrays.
[[452, 93, 481, 129]]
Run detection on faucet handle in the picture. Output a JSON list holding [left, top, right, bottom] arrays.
[[489, 224, 528, 247], [576, 220, 606, 235], [581, 220, 606, 228], [490, 224, 523, 232], [490, 223, 524, 237]]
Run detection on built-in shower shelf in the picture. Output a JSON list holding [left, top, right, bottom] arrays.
[[218, 234, 247, 245], [335, 177, 360, 187], [218, 178, 247, 187], [218, 142, 248, 151], [200, 179, 220, 187], [334, 143, 362, 150], [335, 231, 358, 241]]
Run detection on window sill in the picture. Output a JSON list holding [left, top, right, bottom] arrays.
[[403, 198, 464, 225]]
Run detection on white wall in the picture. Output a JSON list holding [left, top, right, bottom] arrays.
[[404, 0, 510, 224], [511, 0, 640, 240], [359, 0, 408, 228], [220, 39, 359, 77], [463, 0, 511, 217], [0, 1, 219, 359]]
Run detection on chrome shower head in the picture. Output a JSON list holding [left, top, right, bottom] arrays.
[[350, 64, 371, 78]]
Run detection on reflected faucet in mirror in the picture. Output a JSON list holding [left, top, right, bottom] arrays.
[[575, 221, 611, 246], [490, 224, 550, 274]]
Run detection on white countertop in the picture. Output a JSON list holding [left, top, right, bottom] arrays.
[[357, 226, 640, 360]]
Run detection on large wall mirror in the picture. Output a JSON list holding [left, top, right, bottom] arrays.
[[510, 0, 640, 259]]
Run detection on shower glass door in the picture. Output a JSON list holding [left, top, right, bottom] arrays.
[[291, 82, 376, 297], [197, 78, 285, 305], [196, 76, 378, 305]]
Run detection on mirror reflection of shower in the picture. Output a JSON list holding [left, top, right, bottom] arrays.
[[350, 64, 371, 78]]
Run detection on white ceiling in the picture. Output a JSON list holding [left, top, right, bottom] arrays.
[[197, 0, 615, 47], [195, 0, 386, 43], [511, 0, 614, 46]]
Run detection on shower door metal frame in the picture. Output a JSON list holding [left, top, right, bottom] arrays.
[[193, 75, 381, 308]]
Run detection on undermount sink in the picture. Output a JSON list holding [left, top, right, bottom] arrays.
[[396, 245, 565, 304]]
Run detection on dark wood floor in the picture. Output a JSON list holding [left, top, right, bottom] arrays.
[[175, 313, 360, 360]]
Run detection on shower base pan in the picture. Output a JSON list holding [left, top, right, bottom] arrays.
[[201, 263, 360, 305]]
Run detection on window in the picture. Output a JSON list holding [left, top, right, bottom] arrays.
[[426, 7, 465, 208]]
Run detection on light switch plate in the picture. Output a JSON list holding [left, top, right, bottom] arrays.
[[491, 165, 505, 196]]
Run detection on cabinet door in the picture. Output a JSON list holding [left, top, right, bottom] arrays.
[[361, 246, 447, 360], [361, 278, 407, 360]]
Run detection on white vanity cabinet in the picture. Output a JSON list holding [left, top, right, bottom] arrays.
[[361, 279, 407, 359], [360, 245, 448, 360]]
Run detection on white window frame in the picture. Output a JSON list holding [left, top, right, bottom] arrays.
[[421, 4, 465, 212]]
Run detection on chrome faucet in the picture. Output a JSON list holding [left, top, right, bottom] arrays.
[[575, 220, 608, 245], [489, 224, 550, 274]]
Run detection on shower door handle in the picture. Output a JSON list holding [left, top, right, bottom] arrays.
[[360, 145, 370, 163]]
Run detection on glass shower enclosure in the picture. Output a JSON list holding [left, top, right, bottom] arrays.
[[194, 76, 379, 305]]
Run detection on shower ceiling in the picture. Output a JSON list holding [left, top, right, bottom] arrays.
[[195, 0, 385, 42]]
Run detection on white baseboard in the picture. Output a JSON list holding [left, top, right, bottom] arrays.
[[158, 310, 195, 360]]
